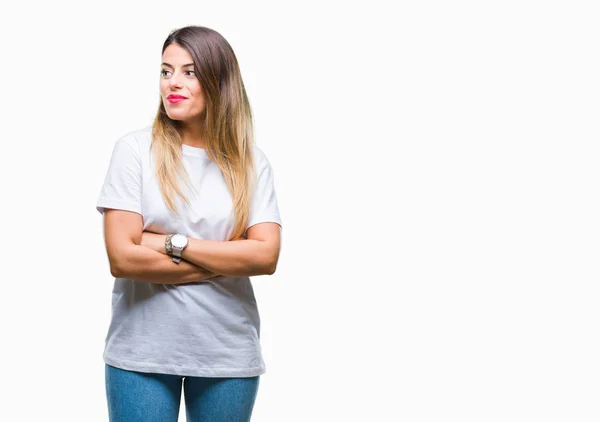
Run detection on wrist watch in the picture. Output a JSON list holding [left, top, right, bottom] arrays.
[[165, 233, 189, 263]]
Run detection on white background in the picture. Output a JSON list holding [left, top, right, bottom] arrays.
[[0, 1, 598, 421]]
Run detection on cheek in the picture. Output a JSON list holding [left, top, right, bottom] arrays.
[[191, 83, 203, 96]]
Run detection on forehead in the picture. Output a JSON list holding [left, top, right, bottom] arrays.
[[162, 43, 194, 65]]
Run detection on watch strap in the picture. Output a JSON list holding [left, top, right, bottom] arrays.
[[165, 234, 175, 256]]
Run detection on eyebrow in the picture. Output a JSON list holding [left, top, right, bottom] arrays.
[[161, 62, 194, 68]]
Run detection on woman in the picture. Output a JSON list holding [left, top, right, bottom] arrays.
[[96, 26, 282, 422]]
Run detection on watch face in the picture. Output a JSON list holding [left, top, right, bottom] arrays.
[[171, 234, 188, 248]]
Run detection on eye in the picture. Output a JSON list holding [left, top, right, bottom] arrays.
[[160, 70, 170, 77], [185, 71, 196, 76]]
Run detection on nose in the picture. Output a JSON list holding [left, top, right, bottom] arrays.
[[169, 71, 183, 89]]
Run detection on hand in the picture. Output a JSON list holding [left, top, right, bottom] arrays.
[[141, 232, 168, 255]]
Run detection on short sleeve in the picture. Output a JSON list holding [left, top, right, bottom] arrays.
[[246, 149, 282, 232], [96, 137, 142, 215]]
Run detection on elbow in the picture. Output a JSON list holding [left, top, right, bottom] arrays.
[[110, 262, 123, 278], [266, 251, 280, 275], [266, 258, 278, 275], [107, 245, 137, 278], [250, 259, 277, 276], [109, 257, 127, 278]]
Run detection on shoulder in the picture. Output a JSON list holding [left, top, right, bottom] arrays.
[[251, 144, 273, 172], [114, 126, 152, 156]]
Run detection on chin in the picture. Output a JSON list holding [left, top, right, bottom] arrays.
[[166, 112, 187, 120]]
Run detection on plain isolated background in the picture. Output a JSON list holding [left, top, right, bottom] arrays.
[[0, 1, 598, 421]]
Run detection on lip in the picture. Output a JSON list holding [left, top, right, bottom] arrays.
[[167, 94, 187, 104]]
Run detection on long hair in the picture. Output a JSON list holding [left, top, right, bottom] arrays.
[[151, 26, 256, 241]]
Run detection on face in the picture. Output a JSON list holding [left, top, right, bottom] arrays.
[[160, 43, 205, 123]]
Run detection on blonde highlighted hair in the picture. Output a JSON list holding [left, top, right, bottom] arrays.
[[151, 26, 256, 241]]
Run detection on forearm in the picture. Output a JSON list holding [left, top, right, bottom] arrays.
[[181, 238, 275, 277], [140, 232, 276, 277], [113, 245, 217, 284]]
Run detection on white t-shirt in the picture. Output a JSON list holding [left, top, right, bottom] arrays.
[[96, 126, 282, 377]]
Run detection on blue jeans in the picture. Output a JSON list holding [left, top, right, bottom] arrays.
[[105, 364, 260, 422]]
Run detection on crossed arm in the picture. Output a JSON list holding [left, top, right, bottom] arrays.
[[103, 209, 281, 284]]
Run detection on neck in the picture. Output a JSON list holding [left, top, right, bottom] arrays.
[[179, 120, 206, 148]]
